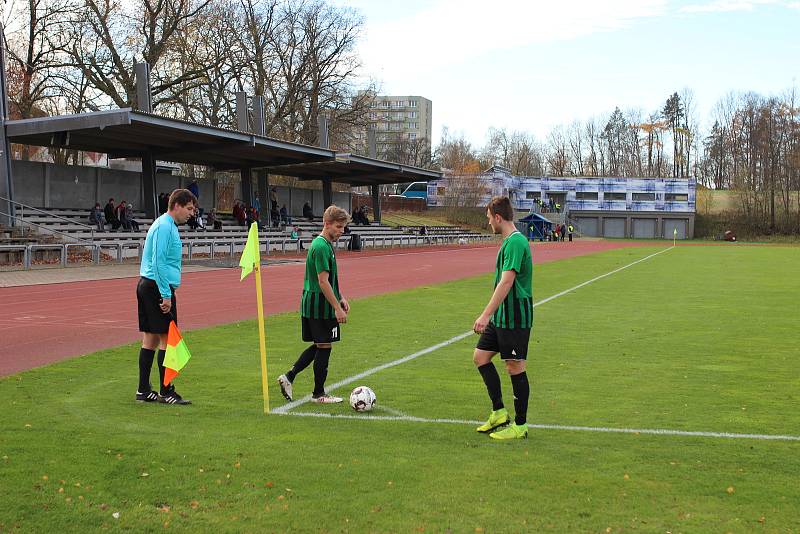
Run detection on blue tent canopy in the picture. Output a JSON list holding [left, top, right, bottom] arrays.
[[518, 212, 553, 240]]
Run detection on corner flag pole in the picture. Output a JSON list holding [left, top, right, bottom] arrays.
[[254, 253, 270, 414], [239, 223, 270, 414]]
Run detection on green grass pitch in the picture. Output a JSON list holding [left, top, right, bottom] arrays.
[[1, 245, 798, 532]]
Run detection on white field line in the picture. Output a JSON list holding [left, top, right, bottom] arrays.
[[279, 412, 800, 442], [273, 246, 673, 415]]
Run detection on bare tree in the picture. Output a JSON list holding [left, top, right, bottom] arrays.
[[65, 0, 213, 109]]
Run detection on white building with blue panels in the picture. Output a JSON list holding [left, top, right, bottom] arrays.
[[427, 166, 696, 239]]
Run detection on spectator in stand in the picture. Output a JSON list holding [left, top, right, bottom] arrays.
[[280, 204, 291, 226], [233, 200, 247, 226], [117, 200, 131, 230], [246, 205, 262, 229], [361, 206, 371, 225], [253, 192, 261, 214], [89, 203, 105, 231], [188, 180, 200, 200], [126, 203, 140, 231], [291, 225, 304, 250], [207, 208, 223, 230], [270, 187, 278, 211], [270, 206, 280, 227], [303, 201, 314, 221], [159, 192, 169, 215], [104, 198, 120, 230]]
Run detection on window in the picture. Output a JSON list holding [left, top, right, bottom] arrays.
[[604, 192, 626, 201], [368, 112, 376, 119], [409, 100, 418, 107], [665, 193, 688, 202], [408, 133, 417, 140], [436, 186, 446, 195], [395, 100, 404, 108], [632, 193, 655, 201], [576, 192, 598, 200], [408, 111, 417, 118], [525, 191, 538, 199]]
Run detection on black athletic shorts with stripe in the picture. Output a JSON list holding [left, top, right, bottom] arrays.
[[301, 317, 341, 344], [476, 322, 530, 360], [137, 277, 176, 334]]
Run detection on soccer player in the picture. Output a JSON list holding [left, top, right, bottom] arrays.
[[278, 205, 350, 404], [473, 196, 533, 440], [135, 189, 197, 405]]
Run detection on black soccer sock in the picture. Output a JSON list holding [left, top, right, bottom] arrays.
[[156, 349, 168, 395], [477, 362, 504, 411], [312, 347, 332, 396], [138, 348, 156, 392], [510, 371, 530, 426], [286, 345, 317, 382]]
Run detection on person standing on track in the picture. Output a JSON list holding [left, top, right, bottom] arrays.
[[135, 189, 197, 405]]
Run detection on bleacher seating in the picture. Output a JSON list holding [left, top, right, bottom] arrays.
[[10, 206, 491, 265]]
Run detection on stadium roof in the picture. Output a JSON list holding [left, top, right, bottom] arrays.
[[263, 153, 441, 186], [4, 108, 441, 184]]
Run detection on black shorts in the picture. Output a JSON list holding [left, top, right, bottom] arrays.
[[301, 316, 341, 344], [137, 277, 176, 334], [476, 322, 531, 360]]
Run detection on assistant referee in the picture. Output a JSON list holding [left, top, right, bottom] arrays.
[[135, 189, 197, 405]]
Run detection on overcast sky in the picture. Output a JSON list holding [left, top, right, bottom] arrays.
[[337, 0, 800, 146]]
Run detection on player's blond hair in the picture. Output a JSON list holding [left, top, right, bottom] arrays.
[[323, 205, 350, 224]]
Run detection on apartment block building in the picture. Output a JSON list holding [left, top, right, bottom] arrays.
[[357, 94, 433, 161]]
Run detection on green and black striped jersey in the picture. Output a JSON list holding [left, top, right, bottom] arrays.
[[491, 231, 533, 329], [300, 235, 341, 319]]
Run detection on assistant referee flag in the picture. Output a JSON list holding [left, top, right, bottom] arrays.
[[163, 320, 192, 386]]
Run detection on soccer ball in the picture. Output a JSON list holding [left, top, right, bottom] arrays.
[[349, 386, 376, 412]]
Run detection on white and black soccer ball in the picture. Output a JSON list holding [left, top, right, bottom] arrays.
[[349, 386, 376, 412]]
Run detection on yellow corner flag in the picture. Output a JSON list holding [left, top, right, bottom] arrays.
[[239, 223, 270, 413], [239, 223, 260, 281]]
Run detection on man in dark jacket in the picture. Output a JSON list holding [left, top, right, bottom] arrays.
[[104, 198, 120, 230]]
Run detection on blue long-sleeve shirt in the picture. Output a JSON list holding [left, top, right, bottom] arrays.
[[140, 213, 182, 298]]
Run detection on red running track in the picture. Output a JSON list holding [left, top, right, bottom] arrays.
[[0, 241, 642, 376]]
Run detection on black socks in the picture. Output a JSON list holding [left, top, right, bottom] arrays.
[[138, 348, 156, 392], [510, 371, 529, 426], [477, 362, 504, 411], [286, 345, 317, 383], [313, 347, 332, 396]]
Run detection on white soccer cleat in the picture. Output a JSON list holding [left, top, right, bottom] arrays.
[[311, 394, 343, 404], [277, 374, 293, 401]]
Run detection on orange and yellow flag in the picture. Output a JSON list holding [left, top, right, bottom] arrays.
[[163, 320, 192, 386]]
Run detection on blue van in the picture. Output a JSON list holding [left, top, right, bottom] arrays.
[[400, 181, 428, 200]]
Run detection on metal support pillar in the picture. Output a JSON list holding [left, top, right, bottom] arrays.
[[318, 115, 333, 209], [135, 62, 153, 113], [252, 95, 270, 214], [236, 92, 249, 132], [322, 180, 332, 210], [257, 171, 268, 216], [241, 168, 253, 207], [141, 152, 157, 219], [0, 23, 15, 226], [367, 129, 381, 223]]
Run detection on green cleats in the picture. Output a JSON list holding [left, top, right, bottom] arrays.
[[476, 408, 510, 433], [489, 423, 528, 440]]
